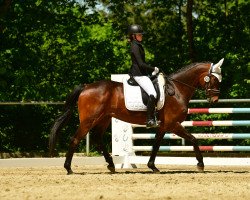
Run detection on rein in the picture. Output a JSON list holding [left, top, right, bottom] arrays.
[[167, 77, 197, 90], [162, 71, 217, 96], [166, 75, 219, 97], [159, 64, 221, 99], [159, 69, 196, 90]]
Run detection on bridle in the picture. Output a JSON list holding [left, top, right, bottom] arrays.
[[162, 66, 221, 100], [204, 65, 221, 98], [204, 74, 220, 98]]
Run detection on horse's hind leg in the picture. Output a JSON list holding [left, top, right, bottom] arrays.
[[173, 122, 204, 172], [64, 125, 89, 175], [91, 117, 115, 173]]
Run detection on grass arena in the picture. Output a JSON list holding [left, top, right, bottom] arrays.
[[1, 158, 250, 200]]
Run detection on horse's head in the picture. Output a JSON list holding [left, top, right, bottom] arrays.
[[199, 58, 224, 103]]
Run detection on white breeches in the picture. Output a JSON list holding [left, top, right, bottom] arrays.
[[133, 76, 157, 98]]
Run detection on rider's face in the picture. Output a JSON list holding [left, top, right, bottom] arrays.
[[135, 34, 143, 42]]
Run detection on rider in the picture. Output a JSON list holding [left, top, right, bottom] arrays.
[[128, 24, 160, 128]]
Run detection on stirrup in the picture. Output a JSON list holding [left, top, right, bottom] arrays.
[[146, 119, 160, 128]]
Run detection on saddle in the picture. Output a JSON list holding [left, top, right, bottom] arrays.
[[127, 76, 160, 105], [123, 73, 175, 111]]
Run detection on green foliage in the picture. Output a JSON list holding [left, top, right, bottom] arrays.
[[0, 0, 249, 152]]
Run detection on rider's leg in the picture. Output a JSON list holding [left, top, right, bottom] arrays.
[[133, 76, 159, 128], [133, 76, 157, 98], [146, 95, 158, 128]]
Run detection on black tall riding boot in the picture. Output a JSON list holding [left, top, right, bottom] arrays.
[[146, 95, 159, 128]]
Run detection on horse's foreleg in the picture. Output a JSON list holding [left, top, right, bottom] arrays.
[[147, 131, 165, 173], [91, 118, 115, 173], [173, 122, 204, 172], [64, 126, 88, 175]]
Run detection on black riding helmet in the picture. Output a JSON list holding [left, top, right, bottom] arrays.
[[128, 24, 145, 35]]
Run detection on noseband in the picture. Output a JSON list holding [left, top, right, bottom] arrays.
[[204, 75, 220, 98], [204, 67, 221, 99]]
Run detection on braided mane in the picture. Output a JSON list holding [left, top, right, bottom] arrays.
[[169, 62, 210, 77]]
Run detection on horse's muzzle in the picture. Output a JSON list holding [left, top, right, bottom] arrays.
[[206, 89, 220, 103], [207, 96, 218, 103]]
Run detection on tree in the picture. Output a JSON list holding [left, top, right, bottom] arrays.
[[0, 0, 249, 152], [0, 0, 12, 18], [186, 0, 196, 62]]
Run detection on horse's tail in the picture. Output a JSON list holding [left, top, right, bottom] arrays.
[[49, 84, 85, 156]]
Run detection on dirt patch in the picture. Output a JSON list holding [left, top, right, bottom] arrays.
[[0, 165, 250, 200]]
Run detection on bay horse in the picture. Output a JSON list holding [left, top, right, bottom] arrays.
[[49, 59, 224, 174]]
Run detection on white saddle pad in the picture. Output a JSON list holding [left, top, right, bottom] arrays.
[[123, 73, 166, 111]]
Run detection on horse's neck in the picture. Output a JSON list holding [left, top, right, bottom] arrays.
[[174, 66, 206, 85], [172, 65, 208, 102]]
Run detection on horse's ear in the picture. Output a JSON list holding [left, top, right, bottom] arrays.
[[210, 58, 224, 82], [213, 58, 224, 69], [211, 58, 224, 73]]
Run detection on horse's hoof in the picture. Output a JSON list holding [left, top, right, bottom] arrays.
[[147, 162, 160, 173], [197, 163, 204, 172], [197, 166, 204, 172], [107, 166, 116, 174], [152, 168, 160, 174], [67, 169, 74, 175]]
